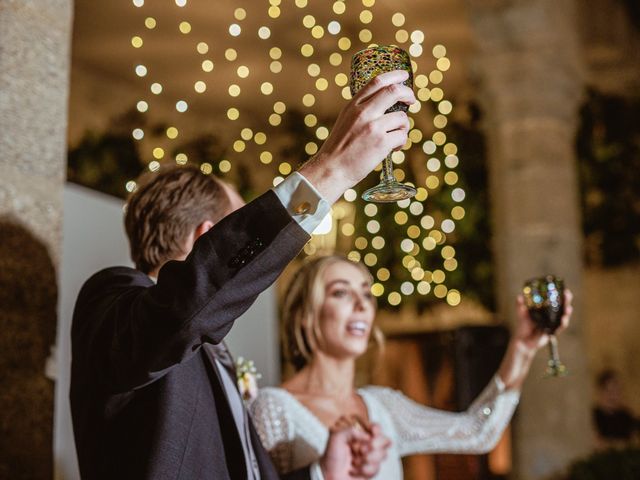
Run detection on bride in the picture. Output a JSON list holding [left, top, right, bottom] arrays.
[[251, 255, 572, 478]]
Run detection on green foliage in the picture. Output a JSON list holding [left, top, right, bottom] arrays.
[[67, 109, 146, 198], [576, 90, 640, 266], [350, 103, 495, 311], [66, 104, 496, 311], [440, 105, 494, 311], [67, 108, 229, 199], [67, 89, 640, 311], [564, 448, 640, 480]]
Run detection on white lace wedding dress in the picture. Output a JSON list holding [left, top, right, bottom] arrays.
[[250, 375, 520, 479]]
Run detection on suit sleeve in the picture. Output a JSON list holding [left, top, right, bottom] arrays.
[[72, 190, 310, 392]]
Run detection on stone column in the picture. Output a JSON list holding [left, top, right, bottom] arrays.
[[0, 1, 73, 478], [465, 1, 592, 478]]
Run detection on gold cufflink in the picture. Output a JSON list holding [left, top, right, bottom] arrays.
[[294, 201, 311, 214]]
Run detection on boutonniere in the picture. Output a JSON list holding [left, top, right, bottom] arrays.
[[235, 357, 262, 403]]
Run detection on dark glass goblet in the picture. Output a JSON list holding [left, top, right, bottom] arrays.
[[522, 275, 567, 377]]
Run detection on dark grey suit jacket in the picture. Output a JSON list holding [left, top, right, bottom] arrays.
[[70, 191, 311, 480]]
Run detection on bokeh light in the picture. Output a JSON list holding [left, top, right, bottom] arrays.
[[128, 0, 462, 307]]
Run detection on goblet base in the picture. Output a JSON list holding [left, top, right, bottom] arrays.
[[544, 360, 568, 378], [361, 182, 417, 203]]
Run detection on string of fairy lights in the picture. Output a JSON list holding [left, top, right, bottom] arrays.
[[127, 0, 466, 308]]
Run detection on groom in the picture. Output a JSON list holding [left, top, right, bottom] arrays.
[[70, 70, 413, 479]]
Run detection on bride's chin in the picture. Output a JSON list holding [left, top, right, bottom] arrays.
[[345, 342, 369, 358]]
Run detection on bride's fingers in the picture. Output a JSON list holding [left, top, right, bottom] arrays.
[[352, 427, 391, 479], [331, 416, 352, 432], [515, 296, 542, 342], [515, 295, 531, 322], [564, 289, 574, 308], [555, 289, 574, 334], [349, 414, 374, 434]]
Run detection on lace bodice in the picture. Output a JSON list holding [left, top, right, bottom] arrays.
[[250, 376, 520, 479]]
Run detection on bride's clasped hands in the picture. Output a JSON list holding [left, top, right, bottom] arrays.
[[320, 415, 391, 480]]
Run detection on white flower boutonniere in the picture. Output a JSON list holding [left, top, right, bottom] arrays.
[[235, 357, 262, 403]]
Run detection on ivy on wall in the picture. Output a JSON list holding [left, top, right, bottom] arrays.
[[67, 109, 232, 198], [577, 89, 640, 267], [67, 110, 150, 199], [562, 447, 640, 480], [621, 0, 640, 31]]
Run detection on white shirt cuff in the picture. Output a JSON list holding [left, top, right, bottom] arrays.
[[272, 172, 331, 235], [310, 461, 325, 480]]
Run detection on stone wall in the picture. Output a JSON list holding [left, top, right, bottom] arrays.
[[0, 1, 73, 478], [584, 264, 640, 414], [465, 1, 593, 478], [0, 220, 58, 479]]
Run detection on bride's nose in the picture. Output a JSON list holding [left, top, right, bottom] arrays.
[[353, 292, 367, 310]]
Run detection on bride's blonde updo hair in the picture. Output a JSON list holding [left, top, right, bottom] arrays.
[[282, 254, 384, 371]]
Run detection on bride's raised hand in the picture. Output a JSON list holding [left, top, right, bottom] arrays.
[[513, 289, 573, 353]]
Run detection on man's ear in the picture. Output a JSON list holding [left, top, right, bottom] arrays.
[[194, 220, 215, 240], [179, 220, 216, 261]]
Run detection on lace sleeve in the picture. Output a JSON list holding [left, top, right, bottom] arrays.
[[250, 389, 294, 473], [368, 375, 520, 456]]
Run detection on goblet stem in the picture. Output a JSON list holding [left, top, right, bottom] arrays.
[[380, 153, 396, 184], [545, 335, 567, 377]]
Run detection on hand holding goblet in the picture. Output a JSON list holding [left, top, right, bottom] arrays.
[[349, 45, 416, 202], [299, 69, 414, 205], [520, 275, 572, 377]]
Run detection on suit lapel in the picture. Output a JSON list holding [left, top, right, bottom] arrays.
[[208, 342, 238, 385], [202, 346, 248, 480]]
